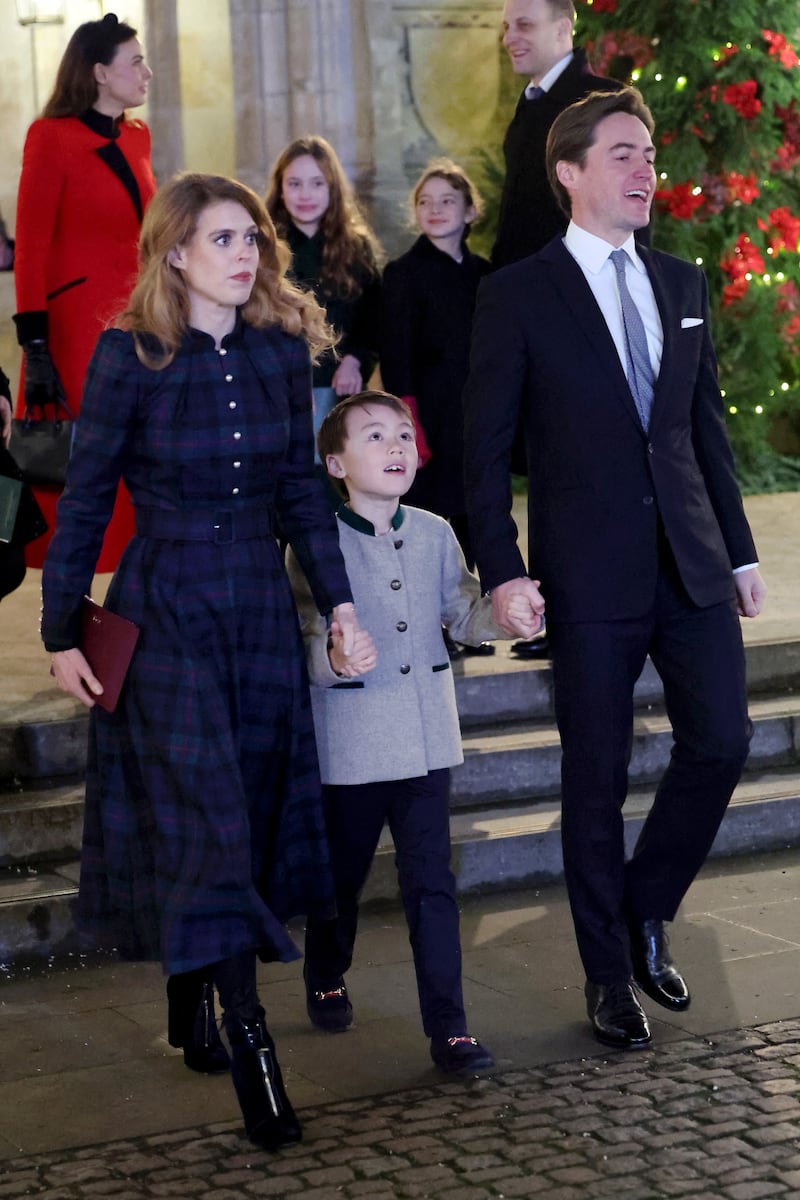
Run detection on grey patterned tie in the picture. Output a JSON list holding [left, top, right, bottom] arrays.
[[610, 248, 654, 431]]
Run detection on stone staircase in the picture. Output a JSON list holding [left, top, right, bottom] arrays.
[[1, 640, 800, 962]]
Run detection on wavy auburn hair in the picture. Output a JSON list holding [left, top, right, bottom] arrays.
[[119, 173, 335, 369], [265, 136, 381, 299]]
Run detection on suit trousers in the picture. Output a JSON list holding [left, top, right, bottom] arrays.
[[549, 544, 751, 984], [304, 768, 467, 1038]]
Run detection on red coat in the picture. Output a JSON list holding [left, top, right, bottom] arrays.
[[14, 112, 156, 570]]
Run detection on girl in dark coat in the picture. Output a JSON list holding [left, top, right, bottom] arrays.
[[380, 160, 491, 572], [265, 136, 381, 442], [41, 173, 370, 1152], [13, 14, 156, 570]]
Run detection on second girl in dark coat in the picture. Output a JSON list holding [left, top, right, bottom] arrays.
[[380, 160, 490, 570]]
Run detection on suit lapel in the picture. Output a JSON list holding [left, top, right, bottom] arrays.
[[539, 239, 645, 434]]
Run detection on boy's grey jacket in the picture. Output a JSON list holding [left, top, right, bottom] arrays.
[[287, 504, 506, 785]]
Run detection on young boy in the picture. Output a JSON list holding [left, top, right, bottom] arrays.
[[286, 390, 539, 1074]]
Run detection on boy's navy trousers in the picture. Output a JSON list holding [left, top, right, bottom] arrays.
[[304, 768, 468, 1039]]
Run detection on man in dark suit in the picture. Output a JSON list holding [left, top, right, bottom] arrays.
[[492, 0, 622, 270], [463, 88, 766, 1049], [493, 0, 622, 658]]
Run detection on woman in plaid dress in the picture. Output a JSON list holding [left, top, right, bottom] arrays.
[[41, 174, 370, 1152]]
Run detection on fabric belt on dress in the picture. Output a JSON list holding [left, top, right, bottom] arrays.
[[135, 506, 271, 544]]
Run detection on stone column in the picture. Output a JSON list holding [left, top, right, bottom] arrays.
[[229, 0, 398, 217], [361, 0, 411, 255], [144, 0, 184, 183]]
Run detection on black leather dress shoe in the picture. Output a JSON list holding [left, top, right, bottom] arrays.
[[510, 635, 550, 659], [585, 980, 652, 1049], [629, 918, 691, 1011]]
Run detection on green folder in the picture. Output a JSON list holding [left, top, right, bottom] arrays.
[[0, 474, 22, 543]]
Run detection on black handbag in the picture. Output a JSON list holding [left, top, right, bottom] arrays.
[[9, 398, 76, 487], [0, 444, 48, 545]]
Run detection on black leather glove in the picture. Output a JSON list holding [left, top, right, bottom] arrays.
[[22, 340, 66, 411]]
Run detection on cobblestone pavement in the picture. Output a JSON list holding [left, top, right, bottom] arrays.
[[4, 1020, 800, 1200]]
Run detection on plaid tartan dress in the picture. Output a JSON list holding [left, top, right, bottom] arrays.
[[41, 320, 352, 973]]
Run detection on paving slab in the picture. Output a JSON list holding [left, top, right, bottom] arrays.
[[0, 847, 798, 1195]]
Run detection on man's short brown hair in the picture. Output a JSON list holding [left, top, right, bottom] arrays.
[[546, 86, 655, 216], [317, 390, 414, 464]]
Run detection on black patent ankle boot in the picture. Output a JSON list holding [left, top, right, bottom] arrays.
[[166, 973, 231, 1074], [224, 1011, 302, 1151]]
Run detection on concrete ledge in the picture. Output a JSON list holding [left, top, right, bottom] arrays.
[[363, 770, 800, 903], [453, 638, 800, 729], [0, 784, 85, 867], [453, 697, 800, 805]]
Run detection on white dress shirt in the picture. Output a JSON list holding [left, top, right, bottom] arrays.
[[525, 51, 573, 98], [562, 222, 757, 575], [563, 221, 663, 382]]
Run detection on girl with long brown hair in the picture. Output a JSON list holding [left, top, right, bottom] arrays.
[[265, 136, 381, 439]]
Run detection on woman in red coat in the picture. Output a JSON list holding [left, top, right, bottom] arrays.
[[14, 13, 156, 570]]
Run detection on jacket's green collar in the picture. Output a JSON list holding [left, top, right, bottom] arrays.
[[337, 504, 405, 537]]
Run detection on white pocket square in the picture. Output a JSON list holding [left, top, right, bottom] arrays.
[[681, 317, 704, 328]]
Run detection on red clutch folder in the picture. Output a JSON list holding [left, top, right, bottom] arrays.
[[79, 596, 141, 713]]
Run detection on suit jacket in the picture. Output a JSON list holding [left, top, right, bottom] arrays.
[[463, 237, 757, 622], [491, 49, 622, 268], [380, 235, 491, 515]]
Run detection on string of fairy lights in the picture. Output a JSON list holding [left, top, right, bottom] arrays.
[[623, 43, 800, 425]]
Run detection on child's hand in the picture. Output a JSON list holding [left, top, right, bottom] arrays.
[[328, 624, 377, 678], [505, 589, 544, 638], [332, 354, 363, 397]]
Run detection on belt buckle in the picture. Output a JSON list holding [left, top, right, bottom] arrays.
[[212, 511, 234, 544]]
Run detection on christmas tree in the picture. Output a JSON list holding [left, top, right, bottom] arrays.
[[577, 0, 800, 490]]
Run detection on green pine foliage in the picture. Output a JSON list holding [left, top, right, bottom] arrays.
[[577, 0, 800, 490]]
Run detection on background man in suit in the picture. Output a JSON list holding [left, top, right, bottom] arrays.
[[493, 0, 622, 659], [463, 88, 766, 1050], [492, 0, 622, 271]]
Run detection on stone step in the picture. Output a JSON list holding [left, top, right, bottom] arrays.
[[364, 766, 800, 903], [0, 694, 797, 877], [452, 691, 800, 807], [453, 637, 800, 729], [2, 638, 799, 783], [3, 768, 800, 964], [0, 860, 81, 964], [0, 782, 84, 868]]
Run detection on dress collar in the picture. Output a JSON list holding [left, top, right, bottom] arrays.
[[80, 108, 122, 140], [337, 504, 405, 537], [186, 310, 247, 350]]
